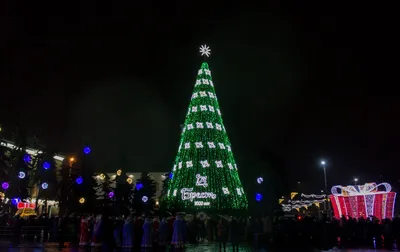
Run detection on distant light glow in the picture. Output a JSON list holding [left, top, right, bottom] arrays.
[[76, 177, 83, 185], [1, 182, 9, 190], [255, 193, 263, 202], [79, 197, 85, 204], [126, 178, 133, 184], [41, 182, 48, 190], [257, 177, 263, 184], [83, 146, 91, 154], [142, 196, 148, 203], [117, 169, 122, 176], [1, 142, 64, 161], [18, 171, 26, 179], [136, 183, 143, 190], [321, 160, 326, 165], [108, 191, 114, 198], [43, 162, 50, 170], [11, 198, 20, 205]]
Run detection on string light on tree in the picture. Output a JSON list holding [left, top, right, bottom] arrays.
[[2, 182, 9, 190], [42, 162, 50, 170], [142, 196, 148, 203], [255, 193, 263, 202], [83, 146, 91, 155], [136, 183, 143, 190], [41, 182, 49, 190], [165, 45, 248, 211], [108, 191, 115, 198], [76, 176, 83, 185], [23, 154, 31, 163], [18, 171, 26, 179]]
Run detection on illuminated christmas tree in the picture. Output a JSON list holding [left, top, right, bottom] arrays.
[[165, 45, 248, 212]]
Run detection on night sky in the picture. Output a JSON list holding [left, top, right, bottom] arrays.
[[2, 2, 398, 194]]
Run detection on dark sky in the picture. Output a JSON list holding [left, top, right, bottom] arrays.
[[2, 2, 398, 193]]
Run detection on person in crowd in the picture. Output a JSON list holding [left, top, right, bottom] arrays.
[[141, 217, 153, 248], [79, 216, 90, 247], [230, 217, 240, 252], [171, 213, 186, 249], [158, 217, 169, 247], [122, 215, 134, 249], [91, 214, 103, 248], [217, 218, 228, 252]]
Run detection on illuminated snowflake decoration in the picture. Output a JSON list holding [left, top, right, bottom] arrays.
[[199, 45, 211, 57]]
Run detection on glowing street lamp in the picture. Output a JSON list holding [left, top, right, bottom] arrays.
[[320, 160, 328, 213], [354, 177, 359, 185]]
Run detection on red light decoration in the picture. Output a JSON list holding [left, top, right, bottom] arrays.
[[330, 182, 396, 220], [17, 202, 35, 209]]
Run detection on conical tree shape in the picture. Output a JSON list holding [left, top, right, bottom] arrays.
[[165, 61, 248, 212]]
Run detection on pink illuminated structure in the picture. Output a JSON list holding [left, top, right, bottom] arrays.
[[330, 182, 396, 220]]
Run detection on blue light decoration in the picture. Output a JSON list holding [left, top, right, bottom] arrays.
[[1, 182, 9, 190], [76, 176, 83, 185], [42, 162, 50, 170], [255, 193, 263, 202], [169, 173, 173, 179], [11, 198, 20, 205], [83, 146, 91, 155], [18, 171, 26, 179], [108, 191, 115, 198], [41, 182, 49, 190], [136, 183, 143, 190], [23, 154, 32, 163], [142, 196, 148, 203], [257, 177, 263, 184]]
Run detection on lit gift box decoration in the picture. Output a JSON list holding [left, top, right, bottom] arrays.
[[330, 182, 396, 220]]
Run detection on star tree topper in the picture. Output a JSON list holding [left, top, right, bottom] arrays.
[[199, 45, 211, 57]]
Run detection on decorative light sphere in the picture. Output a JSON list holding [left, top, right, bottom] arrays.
[[116, 169, 122, 176], [11, 198, 20, 205], [23, 154, 32, 163], [126, 178, 133, 184], [108, 191, 114, 198], [42, 162, 51, 170], [99, 173, 106, 180], [321, 160, 326, 165], [83, 146, 91, 154], [1, 182, 9, 190], [136, 183, 143, 190], [18, 171, 26, 179], [255, 193, 263, 202], [169, 173, 173, 179], [41, 182, 49, 190], [79, 197, 85, 204], [76, 176, 83, 185], [257, 177, 263, 184], [142, 196, 148, 203]]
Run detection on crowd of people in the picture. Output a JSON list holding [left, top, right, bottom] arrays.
[[1, 211, 400, 251]]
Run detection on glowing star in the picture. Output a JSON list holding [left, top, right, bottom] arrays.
[[196, 174, 208, 187], [208, 92, 215, 98], [207, 142, 215, 148], [215, 124, 222, 130], [192, 106, 198, 112], [185, 142, 191, 149], [222, 187, 229, 194], [187, 124, 194, 130], [226, 145, 231, 152], [218, 143, 225, 149], [200, 160, 210, 168], [186, 161, 193, 168], [208, 106, 215, 112], [178, 162, 182, 169], [228, 163, 234, 170], [215, 160, 223, 168], [206, 122, 214, 129], [199, 91, 207, 97], [199, 44, 211, 57], [195, 142, 204, 148], [202, 79, 209, 85], [192, 92, 198, 99], [200, 105, 208, 111], [205, 69, 211, 75]]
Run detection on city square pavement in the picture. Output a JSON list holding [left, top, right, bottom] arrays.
[[0, 243, 395, 252]]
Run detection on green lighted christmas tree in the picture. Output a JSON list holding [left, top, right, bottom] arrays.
[[165, 45, 248, 212]]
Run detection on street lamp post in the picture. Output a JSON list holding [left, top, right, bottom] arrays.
[[321, 160, 328, 215]]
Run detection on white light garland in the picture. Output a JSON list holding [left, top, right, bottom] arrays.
[[215, 160, 223, 168], [200, 160, 210, 168], [182, 122, 226, 132], [195, 142, 204, 148]]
